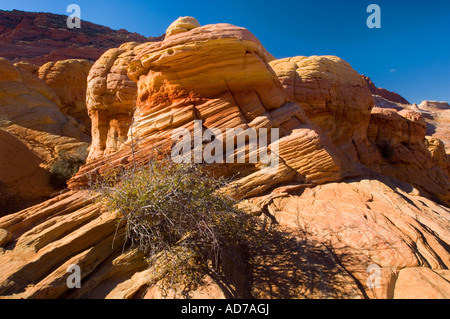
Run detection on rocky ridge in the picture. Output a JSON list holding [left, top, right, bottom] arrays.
[[0, 9, 163, 65]]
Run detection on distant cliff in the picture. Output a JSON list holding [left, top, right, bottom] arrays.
[[363, 75, 410, 104]]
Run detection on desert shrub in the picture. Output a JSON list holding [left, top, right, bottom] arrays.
[[94, 159, 262, 297], [49, 157, 84, 188], [0, 181, 21, 216]]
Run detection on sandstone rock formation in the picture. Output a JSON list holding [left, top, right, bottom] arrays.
[[0, 9, 163, 65], [72, 19, 354, 194], [13, 61, 39, 75], [0, 128, 53, 213], [418, 101, 450, 154], [367, 107, 450, 205], [419, 100, 450, 111], [0, 17, 449, 299], [38, 59, 93, 131], [1, 173, 449, 299], [165, 16, 201, 37], [269, 56, 450, 205]]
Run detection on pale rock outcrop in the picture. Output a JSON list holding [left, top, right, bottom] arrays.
[[38, 59, 94, 131], [165, 16, 201, 37], [13, 61, 39, 75], [0, 58, 90, 206], [367, 107, 450, 205], [418, 101, 450, 154], [419, 100, 450, 111]]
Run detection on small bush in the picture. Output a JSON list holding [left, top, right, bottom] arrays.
[[49, 157, 84, 189], [94, 159, 262, 297]]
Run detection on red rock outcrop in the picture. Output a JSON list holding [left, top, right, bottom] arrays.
[[363, 75, 410, 104], [0, 9, 163, 66]]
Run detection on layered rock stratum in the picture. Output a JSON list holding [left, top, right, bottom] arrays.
[[0, 17, 449, 299]]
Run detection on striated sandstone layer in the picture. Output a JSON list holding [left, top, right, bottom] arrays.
[[1, 175, 449, 299], [85, 42, 150, 160]]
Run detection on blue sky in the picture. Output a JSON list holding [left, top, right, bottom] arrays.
[[1, 0, 449, 103]]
